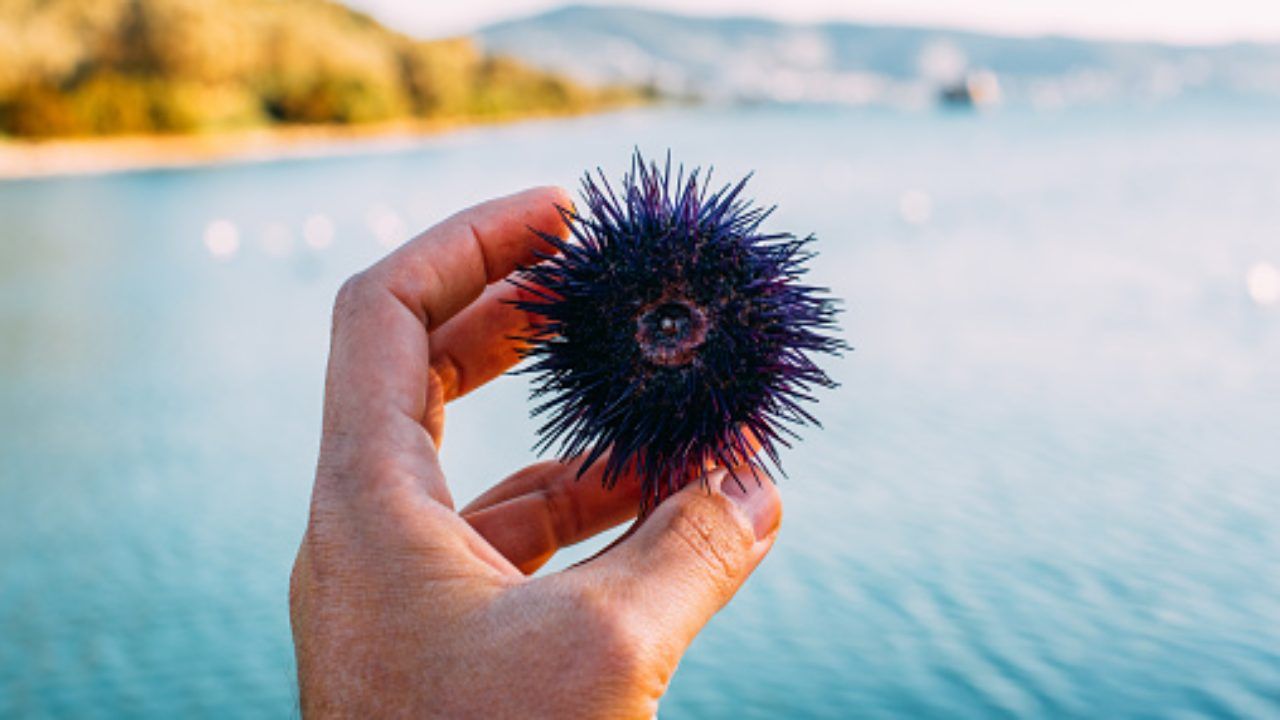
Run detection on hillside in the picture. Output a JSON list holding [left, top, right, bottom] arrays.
[[0, 0, 642, 138], [480, 5, 1280, 106]]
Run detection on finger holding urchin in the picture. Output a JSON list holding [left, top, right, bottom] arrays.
[[512, 151, 847, 514]]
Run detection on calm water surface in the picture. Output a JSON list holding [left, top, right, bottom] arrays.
[[2, 104, 1278, 718]]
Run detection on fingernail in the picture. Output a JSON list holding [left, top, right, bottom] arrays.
[[718, 469, 780, 540]]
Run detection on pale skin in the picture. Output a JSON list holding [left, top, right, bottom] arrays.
[[289, 187, 783, 718]]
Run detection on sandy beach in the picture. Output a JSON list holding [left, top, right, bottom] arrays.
[[0, 112, 609, 180]]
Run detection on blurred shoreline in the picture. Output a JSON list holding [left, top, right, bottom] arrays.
[[0, 110, 624, 180]]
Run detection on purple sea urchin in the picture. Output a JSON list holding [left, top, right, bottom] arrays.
[[513, 152, 845, 513]]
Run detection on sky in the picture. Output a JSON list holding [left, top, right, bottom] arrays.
[[347, 0, 1280, 45]]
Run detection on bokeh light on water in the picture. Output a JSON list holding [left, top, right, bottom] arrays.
[[1248, 261, 1280, 306], [1, 103, 1279, 717]]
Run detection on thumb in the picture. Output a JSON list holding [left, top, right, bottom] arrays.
[[586, 467, 782, 654]]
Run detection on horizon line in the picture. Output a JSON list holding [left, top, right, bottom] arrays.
[[380, 1, 1280, 48]]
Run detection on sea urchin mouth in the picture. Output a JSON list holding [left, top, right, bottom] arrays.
[[511, 151, 846, 513], [635, 298, 709, 367]]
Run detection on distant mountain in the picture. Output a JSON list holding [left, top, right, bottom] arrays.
[[479, 5, 1280, 107]]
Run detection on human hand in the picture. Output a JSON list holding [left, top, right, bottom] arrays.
[[289, 187, 783, 718]]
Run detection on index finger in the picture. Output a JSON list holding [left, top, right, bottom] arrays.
[[321, 187, 570, 499], [370, 185, 572, 330]]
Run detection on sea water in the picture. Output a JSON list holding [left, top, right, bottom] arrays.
[[1, 103, 1278, 718]]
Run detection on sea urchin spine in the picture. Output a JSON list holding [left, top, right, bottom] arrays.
[[513, 152, 846, 513]]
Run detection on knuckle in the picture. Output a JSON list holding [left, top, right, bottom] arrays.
[[333, 272, 367, 310], [316, 448, 412, 502], [667, 496, 752, 585], [331, 272, 375, 327], [540, 481, 585, 547]]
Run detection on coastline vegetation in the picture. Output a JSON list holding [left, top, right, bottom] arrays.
[[0, 0, 647, 139]]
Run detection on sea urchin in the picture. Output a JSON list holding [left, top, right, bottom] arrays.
[[513, 152, 845, 513]]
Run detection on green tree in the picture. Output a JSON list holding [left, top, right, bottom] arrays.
[[0, 0, 644, 138]]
